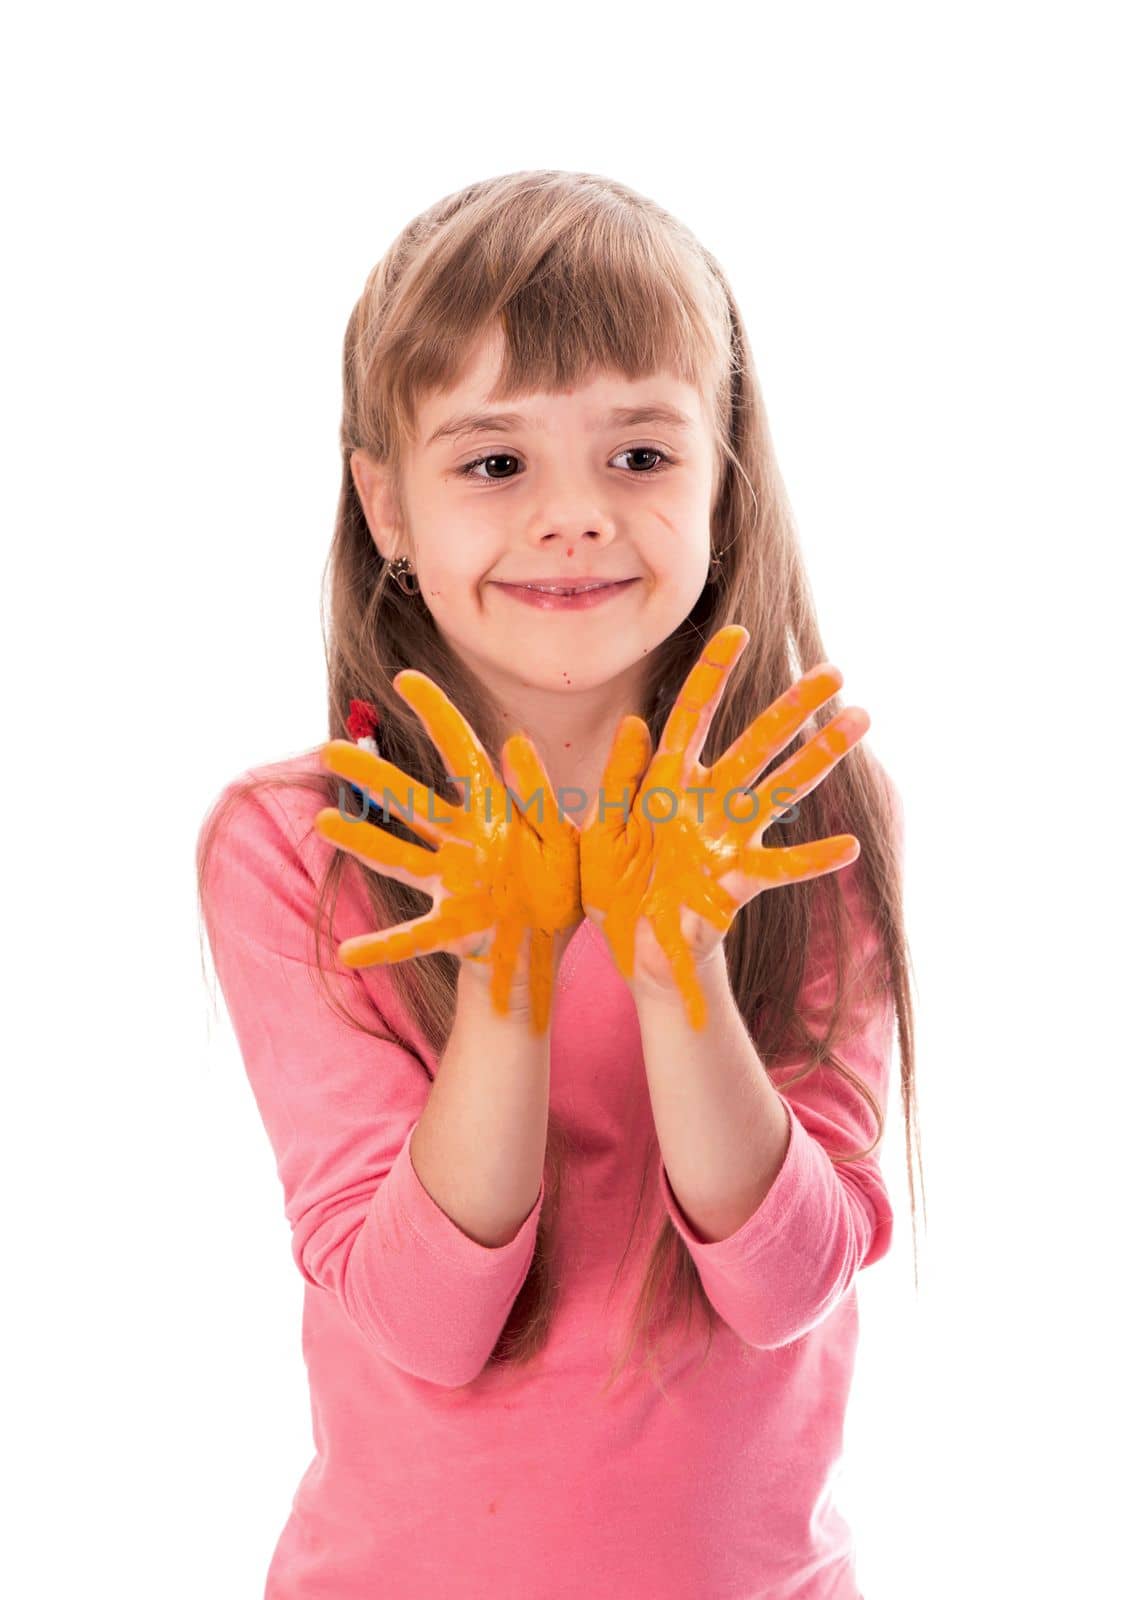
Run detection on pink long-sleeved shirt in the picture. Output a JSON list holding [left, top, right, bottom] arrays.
[[199, 749, 899, 1600]]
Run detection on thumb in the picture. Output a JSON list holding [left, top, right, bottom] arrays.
[[590, 715, 652, 830]]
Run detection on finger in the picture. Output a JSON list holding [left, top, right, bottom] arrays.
[[740, 834, 861, 889], [319, 739, 464, 846], [505, 730, 588, 849], [500, 734, 560, 843], [706, 663, 845, 802], [587, 714, 652, 833], [315, 804, 442, 889], [393, 670, 496, 814], [527, 926, 555, 1035], [741, 707, 870, 834], [655, 624, 749, 780], [337, 902, 490, 967]]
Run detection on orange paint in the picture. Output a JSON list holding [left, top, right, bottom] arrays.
[[314, 671, 581, 1035], [579, 624, 870, 1030], [312, 628, 869, 1037]]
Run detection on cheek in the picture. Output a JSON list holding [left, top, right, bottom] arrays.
[[645, 507, 712, 571], [416, 551, 483, 608]]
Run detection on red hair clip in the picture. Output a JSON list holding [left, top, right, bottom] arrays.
[[346, 698, 381, 756]]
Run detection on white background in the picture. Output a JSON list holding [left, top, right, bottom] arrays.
[[4, 3, 1126, 1595]]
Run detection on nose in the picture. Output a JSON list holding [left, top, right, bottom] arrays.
[[523, 507, 618, 555], [518, 454, 624, 558]]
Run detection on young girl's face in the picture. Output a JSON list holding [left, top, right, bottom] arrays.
[[354, 321, 719, 704]]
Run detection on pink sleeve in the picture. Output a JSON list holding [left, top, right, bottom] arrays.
[[198, 775, 545, 1389], [657, 772, 904, 1350]]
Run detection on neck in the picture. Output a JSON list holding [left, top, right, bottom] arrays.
[[484, 663, 652, 829]]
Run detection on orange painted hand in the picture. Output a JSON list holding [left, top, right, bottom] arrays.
[[314, 670, 582, 1035], [579, 624, 870, 1029]]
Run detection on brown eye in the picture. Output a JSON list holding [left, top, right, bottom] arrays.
[[612, 447, 673, 473], [458, 453, 521, 481]]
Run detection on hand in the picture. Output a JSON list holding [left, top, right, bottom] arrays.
[[314, 669, 582, 1034], [579, 624, 869, 1029]]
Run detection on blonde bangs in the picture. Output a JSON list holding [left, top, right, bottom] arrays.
[[345, 170, 733, 469]]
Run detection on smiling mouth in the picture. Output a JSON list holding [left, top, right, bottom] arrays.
[[490, 577, 640, 611], [493, 579, 636, 594]]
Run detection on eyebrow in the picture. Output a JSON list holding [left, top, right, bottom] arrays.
[[425, 403, 696, 448]]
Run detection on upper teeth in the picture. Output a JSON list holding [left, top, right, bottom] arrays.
[[523, 582, 608, 594]]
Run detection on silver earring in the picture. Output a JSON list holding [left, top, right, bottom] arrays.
[[389, 556, 419, 596]]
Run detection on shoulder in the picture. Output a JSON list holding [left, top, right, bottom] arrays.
[[196, 744, 371, 958], [197, 744, 345, 892], [196, 745, 423, 1044]]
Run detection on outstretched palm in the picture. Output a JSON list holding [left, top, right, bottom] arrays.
[[315, 669, 582, 1034], [580, 624, 870, 1029]]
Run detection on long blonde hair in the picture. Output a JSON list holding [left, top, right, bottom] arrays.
[[198, 169, 921, 1396]]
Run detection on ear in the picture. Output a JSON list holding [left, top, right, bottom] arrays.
[[349, 449, 409, 565]]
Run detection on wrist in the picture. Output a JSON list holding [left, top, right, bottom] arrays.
[[627, 942, 728, 1005], [458, 956, 530, 1008]]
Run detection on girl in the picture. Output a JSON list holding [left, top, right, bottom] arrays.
[[197, 169, 918, 1600]]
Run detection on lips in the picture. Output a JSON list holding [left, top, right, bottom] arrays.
[[494, 579, 633, 593], [514, 582, 613, 595], [491, 577, 639, 611]]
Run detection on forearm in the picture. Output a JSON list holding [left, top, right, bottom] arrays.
[[409, 960, 552, 1250], [631, 950, 791, 1244]]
